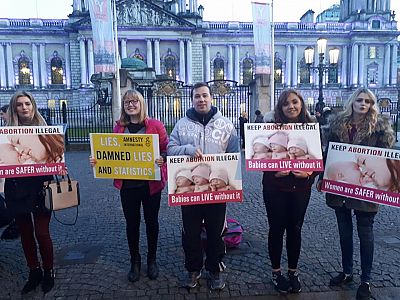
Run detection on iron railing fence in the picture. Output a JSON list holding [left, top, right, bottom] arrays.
[[36, 80, 251, 144]]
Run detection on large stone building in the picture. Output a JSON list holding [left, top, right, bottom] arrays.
[[0, 0, 398, 110]]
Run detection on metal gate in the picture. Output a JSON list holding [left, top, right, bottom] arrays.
[[136, 79, 251, 134]]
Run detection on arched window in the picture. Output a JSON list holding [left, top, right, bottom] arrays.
[[18, 52, 31, 85], [242, 53, 254, 84], [367, 62, 379, 87], [164, 48, 176, 80], [213, 52, 224, 80], [328, 64, 338, 84], [50, 51, 64, 84], [274, 53, 283, 84], [131, 48, 144, 61], [299, 57, 310, 84]]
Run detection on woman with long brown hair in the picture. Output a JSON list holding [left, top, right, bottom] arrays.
[[262, 89, 317, 294]]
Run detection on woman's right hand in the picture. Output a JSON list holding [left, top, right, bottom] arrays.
[[275, 170, 290, 178], [316, 180, 323, 192], [89, 156, 97, 167]]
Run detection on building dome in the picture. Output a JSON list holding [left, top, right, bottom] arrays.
[[121, 57, 147, 70]]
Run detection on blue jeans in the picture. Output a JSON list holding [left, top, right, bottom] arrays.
[[334, 206, 376, 282]]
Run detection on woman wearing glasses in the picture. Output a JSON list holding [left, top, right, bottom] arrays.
[[317, 88, 395, 300], [90, 89, 168, 282]]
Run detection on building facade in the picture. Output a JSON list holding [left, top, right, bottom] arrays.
[[0, 0, 398, 109]]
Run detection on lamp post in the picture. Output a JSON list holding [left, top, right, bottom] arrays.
[[305, 38, 339, 113]]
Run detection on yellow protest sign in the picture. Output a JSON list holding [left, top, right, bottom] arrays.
[[90, 133, 160, 180]]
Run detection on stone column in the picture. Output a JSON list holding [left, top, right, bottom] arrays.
[[73, 0, 82, 11], [180, 0, 186, 13], [384, 44, 390, 86], [64, 43, 71, 88], [154, 39, 161, 75], [351, 43, 359, 86], [31, 43, 39, 88], [6, 43, 14, 88], [79, 36, 87, 86], [39, 43, 47, 88], [0, 44, 6, 89], [189, 0, 194, 13], [87, 39, 95, 81], [146, 39, 153, 69], [285, 45, 291, 87], [121, 39, 127, 59], [341, 45, 348, 87], [179, 39, 186, 82], [292, 45, 298, 87], [204, 44, 210, 82], [227, 45, 233, 80], [391, 43, 398, 85], [358, 44, 364, 86], [234, 45, 240, 82], [186, 39, 192, 84]]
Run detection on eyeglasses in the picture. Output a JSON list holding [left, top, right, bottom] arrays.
[[123, 99, 139, 106]]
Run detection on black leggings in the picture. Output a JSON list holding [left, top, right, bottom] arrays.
[[120, 185, 161, 264], [263, 188, 311, 270]]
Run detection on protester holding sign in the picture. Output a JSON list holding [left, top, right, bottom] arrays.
[[317, 88, 395, 300], [4, 91, 60, 294], [167, 82, 238, 291], [90, 89, 167, 283], [262, 89, 317, 294]]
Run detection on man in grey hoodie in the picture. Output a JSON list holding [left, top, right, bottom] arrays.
[[168, 82, 238, 291]]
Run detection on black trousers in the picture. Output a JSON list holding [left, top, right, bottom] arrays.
[[120, 185, 161, 264], [181, 203, 226, 273], [263, 188, 311, 270]]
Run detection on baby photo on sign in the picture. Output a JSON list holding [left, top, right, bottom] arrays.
[[167, 153, 242, 206], [250, 131, 317, 160], [174, 164, 236, 194], [245, 123, 323, 171], [322, 142, 400, 208]]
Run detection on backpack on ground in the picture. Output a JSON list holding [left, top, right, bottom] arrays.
[[223, 218, 243, 248]]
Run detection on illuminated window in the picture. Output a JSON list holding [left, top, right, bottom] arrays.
[[368, 46, 376, 59], [132, 48, 144, 60], [274, 53, 283, 84], [242, 53, 254, 84], [18, 52, 31, 85], [213, 52, 224, 80], [50, 51, 64, 84], [164, 48, 176, 80]]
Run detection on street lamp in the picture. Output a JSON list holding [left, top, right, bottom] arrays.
[[305, 38, 339, 113]]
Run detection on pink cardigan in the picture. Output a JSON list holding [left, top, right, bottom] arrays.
[[112, 118, 168, 196]]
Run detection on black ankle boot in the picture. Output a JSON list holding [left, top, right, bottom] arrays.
[[128, 262, 141, 282], [147, 260, 159, 280], [21, 267, 43, 294], [42, 269, 55, 294]]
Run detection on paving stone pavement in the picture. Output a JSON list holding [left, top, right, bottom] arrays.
[[0, 150, 399, 299]]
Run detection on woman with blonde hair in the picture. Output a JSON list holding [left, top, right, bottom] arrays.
[[4, 91, 59, 294], [90, 89, 168, 282], [317, 87, 395, 300]]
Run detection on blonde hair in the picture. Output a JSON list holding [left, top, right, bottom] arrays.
[[119, 90, 147, 126], [340, 88, 379, 134], [8, 91, 46, 126]]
